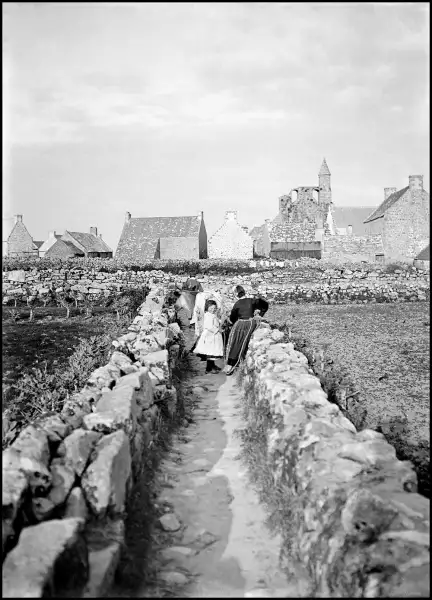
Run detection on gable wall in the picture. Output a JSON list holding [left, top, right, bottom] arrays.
[[208, 221, 253, 259], [383, 190, 430, 262], [7, 223, 38, 257]]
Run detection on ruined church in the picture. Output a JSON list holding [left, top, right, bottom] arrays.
[[251, 158, 340, 258]]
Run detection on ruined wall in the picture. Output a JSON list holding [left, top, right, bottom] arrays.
[[238, 324, 430, 597], [2, 287, 184, 597], [383, 190, 430, 262], [322, 233, 384, 263]]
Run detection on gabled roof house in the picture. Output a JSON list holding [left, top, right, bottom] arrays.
[[6, 215, 40, 257], [115, 211, 207, 261], [364, 175, 429, 262], [208, 211, 253, 259], [44, 227, 113, 258]]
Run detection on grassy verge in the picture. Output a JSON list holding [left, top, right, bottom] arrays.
[[266, 302, 430, 497]]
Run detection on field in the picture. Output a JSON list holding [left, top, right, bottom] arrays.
[[2, 307, 113, 379], [267, 302, 430, 495]]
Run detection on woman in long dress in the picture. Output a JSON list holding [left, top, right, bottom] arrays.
[[223, 285, 269, 375], [193, 300, 224, 373]]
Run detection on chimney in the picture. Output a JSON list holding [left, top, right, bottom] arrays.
[[48, 230, 56, 239], [384, 187, 397, 200], [409, 175, 423, 191], [125, 211, 131, 224], [347, 224, 353, 235], [225, 210, 238, 221], [15, 215, 23, 224], [90, 226, 97, 237], [197, 211, 203, 220], [99, 233, 103, 239]]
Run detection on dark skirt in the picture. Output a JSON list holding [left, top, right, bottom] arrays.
[[225, 318, 259, 367]]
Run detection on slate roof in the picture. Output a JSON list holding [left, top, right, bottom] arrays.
[[363, 187, 409, 224], [415, 244, 430, 261], [45, 239, 84, 258], [66, 231, 113, 253], [332, 206, 378, 235], [33, 240, 44, 249], [116, 216, 202, 261]]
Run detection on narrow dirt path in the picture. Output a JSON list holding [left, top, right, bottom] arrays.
[[123, 350, 310, 599]]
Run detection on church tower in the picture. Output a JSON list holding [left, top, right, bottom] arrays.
[[318, 158, 332, 205]]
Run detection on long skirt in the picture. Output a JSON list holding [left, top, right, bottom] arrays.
[[225, 318, 259, 368]]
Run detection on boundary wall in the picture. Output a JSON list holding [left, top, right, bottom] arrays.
[[238, 324, 430, 597], [2, 286, 183, 597], [3, 266, 430, 304], [2, 284, 430, 597]]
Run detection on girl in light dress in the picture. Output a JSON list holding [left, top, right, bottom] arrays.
[[193, 299, 224, 374]]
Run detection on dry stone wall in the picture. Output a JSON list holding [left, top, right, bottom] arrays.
[[239, 324, 430, 597], [2, 264, 429, 305], [2, 286, 184, 598]]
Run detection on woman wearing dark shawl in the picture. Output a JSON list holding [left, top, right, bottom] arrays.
[[223, 285, 269, 375]]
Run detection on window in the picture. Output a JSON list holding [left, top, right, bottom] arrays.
[[375, 254, 385, 263]]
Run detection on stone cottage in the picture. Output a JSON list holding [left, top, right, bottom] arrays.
[[44, 227, 113, 259], [208, 210, 253, 259], [6, 215, 43, 258], [115, 212, 207, 261], [364, 175, 430, 263]]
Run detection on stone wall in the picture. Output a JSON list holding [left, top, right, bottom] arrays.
[[238, 324, 430, 597], [2, 286, 184, 597], [3, 264, 429, 306], [159, 237, 200, 260], [322, 233, 384, 263]]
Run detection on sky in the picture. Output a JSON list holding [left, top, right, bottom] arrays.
[[3, 2, 430, 251]]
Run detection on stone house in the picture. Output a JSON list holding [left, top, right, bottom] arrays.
[[6, 215, 43, 258], [364, 175, 430, 263], [43, 227, 113, 259], [208, 211, 253, 259], [115, 212, 207, 261]]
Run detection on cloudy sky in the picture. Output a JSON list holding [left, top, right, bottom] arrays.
[[3, 2, 429, 250]]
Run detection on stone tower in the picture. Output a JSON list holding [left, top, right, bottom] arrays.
[[318, 158, 332, 205]]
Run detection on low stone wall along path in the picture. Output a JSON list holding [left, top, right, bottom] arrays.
[[109, 351, 309, 598]]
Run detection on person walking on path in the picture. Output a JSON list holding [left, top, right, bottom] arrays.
[[223, 285, 269, 375], [193, 299, 224, 374]]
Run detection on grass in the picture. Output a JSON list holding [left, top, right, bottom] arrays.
[[266, 302, 430, 497]]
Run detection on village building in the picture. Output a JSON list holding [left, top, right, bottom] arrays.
[[38, 231, 62, 257], [6, 215, 42, 258], [115, 211, 207, 261], [363, 175, 430, 263], [208, 210, 253, 259], [43, 227, 113, 259], [250, 159, 387, 262], [250, 159, 339, 259]]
